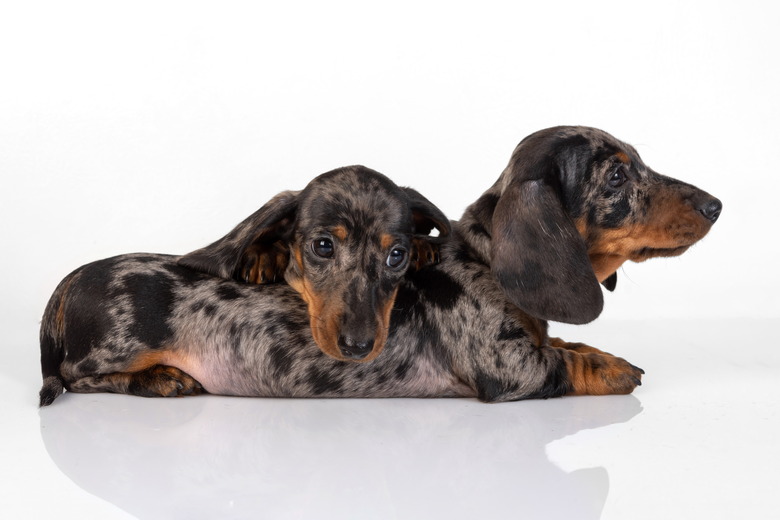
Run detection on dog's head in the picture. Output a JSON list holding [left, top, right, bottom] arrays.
[[179, 165, 450, 362], [461, 126, 722, 324]]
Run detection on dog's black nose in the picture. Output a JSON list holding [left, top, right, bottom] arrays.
[[338, 336, 374, 360], [698, 197, 722, 222]]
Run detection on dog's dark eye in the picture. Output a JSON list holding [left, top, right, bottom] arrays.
[[386, 248, 408, 269], [608, 169, 628, 188], [312, 238, 334, 258]]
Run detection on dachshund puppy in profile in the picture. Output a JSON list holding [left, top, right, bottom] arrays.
[[39, 166, 449, 405], [39, 127, 721, 405]]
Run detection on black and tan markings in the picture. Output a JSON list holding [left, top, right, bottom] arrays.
[[179, 166, 450, 363], [39, 166, 450, 405], [39, 127, 720, 406], [455, 125, 720, 395]]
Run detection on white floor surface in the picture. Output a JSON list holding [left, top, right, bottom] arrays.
[[1, 318, 778, 519]]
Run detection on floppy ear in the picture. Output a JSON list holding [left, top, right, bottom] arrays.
[[491, 179, 603, 324], [402, 187, 451, 238], [402, 187, 451, 270], [178, 191, 299, 281]]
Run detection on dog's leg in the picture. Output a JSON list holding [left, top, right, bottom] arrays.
[[460, 335, 643, 402], [548, 337, 612, 355], [549, 338, 644, 394], [69, 365, 204, 398], [558, 349, 644, 396]]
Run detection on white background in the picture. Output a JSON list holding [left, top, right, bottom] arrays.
[[2, 0, 777, 328], [1, 1, 779, 519]]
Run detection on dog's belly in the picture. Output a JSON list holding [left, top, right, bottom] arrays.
[[388, 357, 474, 398], [162, 351, 239, 396], [164, 340, 474, 399]]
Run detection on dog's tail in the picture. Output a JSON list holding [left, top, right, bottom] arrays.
[[39, 273, 75, 407]]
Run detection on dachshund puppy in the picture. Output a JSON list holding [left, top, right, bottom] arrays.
[[39, 166, 449, 405], [459, 125, 722, 323], [39, 127, 721, 405]]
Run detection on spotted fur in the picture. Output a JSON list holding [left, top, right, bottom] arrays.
[[39, 127, 721, 406], [39, 166, 449, 405]]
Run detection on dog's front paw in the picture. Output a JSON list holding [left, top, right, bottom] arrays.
[[565, 352, 644, 395], [410, 239, 441, 271], [240, 241, 290, 284]]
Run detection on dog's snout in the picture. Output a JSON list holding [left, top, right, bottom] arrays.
[[697, 197, 722, 223], [338, 336, 374, 360]]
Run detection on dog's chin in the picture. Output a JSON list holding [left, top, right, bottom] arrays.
[[631, 244, 692, 261], [338, 346, 384, 363]]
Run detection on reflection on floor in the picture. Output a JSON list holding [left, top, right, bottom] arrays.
[[2, 319, 778, 519], [40, 393, 639, 519]]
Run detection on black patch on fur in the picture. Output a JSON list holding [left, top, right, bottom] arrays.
[[217, 284, 243, 301], [77, 358, 99, 374], [587, 205, 599, 226], [468, 222, 490, 238], [602, 195, 632, 228], [61, 262, 116, 363], [473, 370, 519, 403], [497, 319, 528, 341], [125, 272, 176, 348], [556, 133, 591, 152], [309, 366, 342, 395], [268, 343, 294, 377], [591, 145, 621, 165], [453, 243, 478, 265], [271, 310, 306, 338], [165, 263, 208, 285], [553, 135, 600, 215], [366, 262, 378, 280], [416, 269, 464, 311], [523, 353, 572, 400], [228, 322, 245, 361], [391, 281, 428, 325], [395, 360, 411, 380], [380, 276, 399, 296]]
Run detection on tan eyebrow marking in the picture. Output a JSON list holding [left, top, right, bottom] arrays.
[[332, 225, 348, 241]]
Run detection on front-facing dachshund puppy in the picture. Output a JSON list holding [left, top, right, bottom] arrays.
[[39, 127, 721, 405], [39, 166, 449, 405]]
